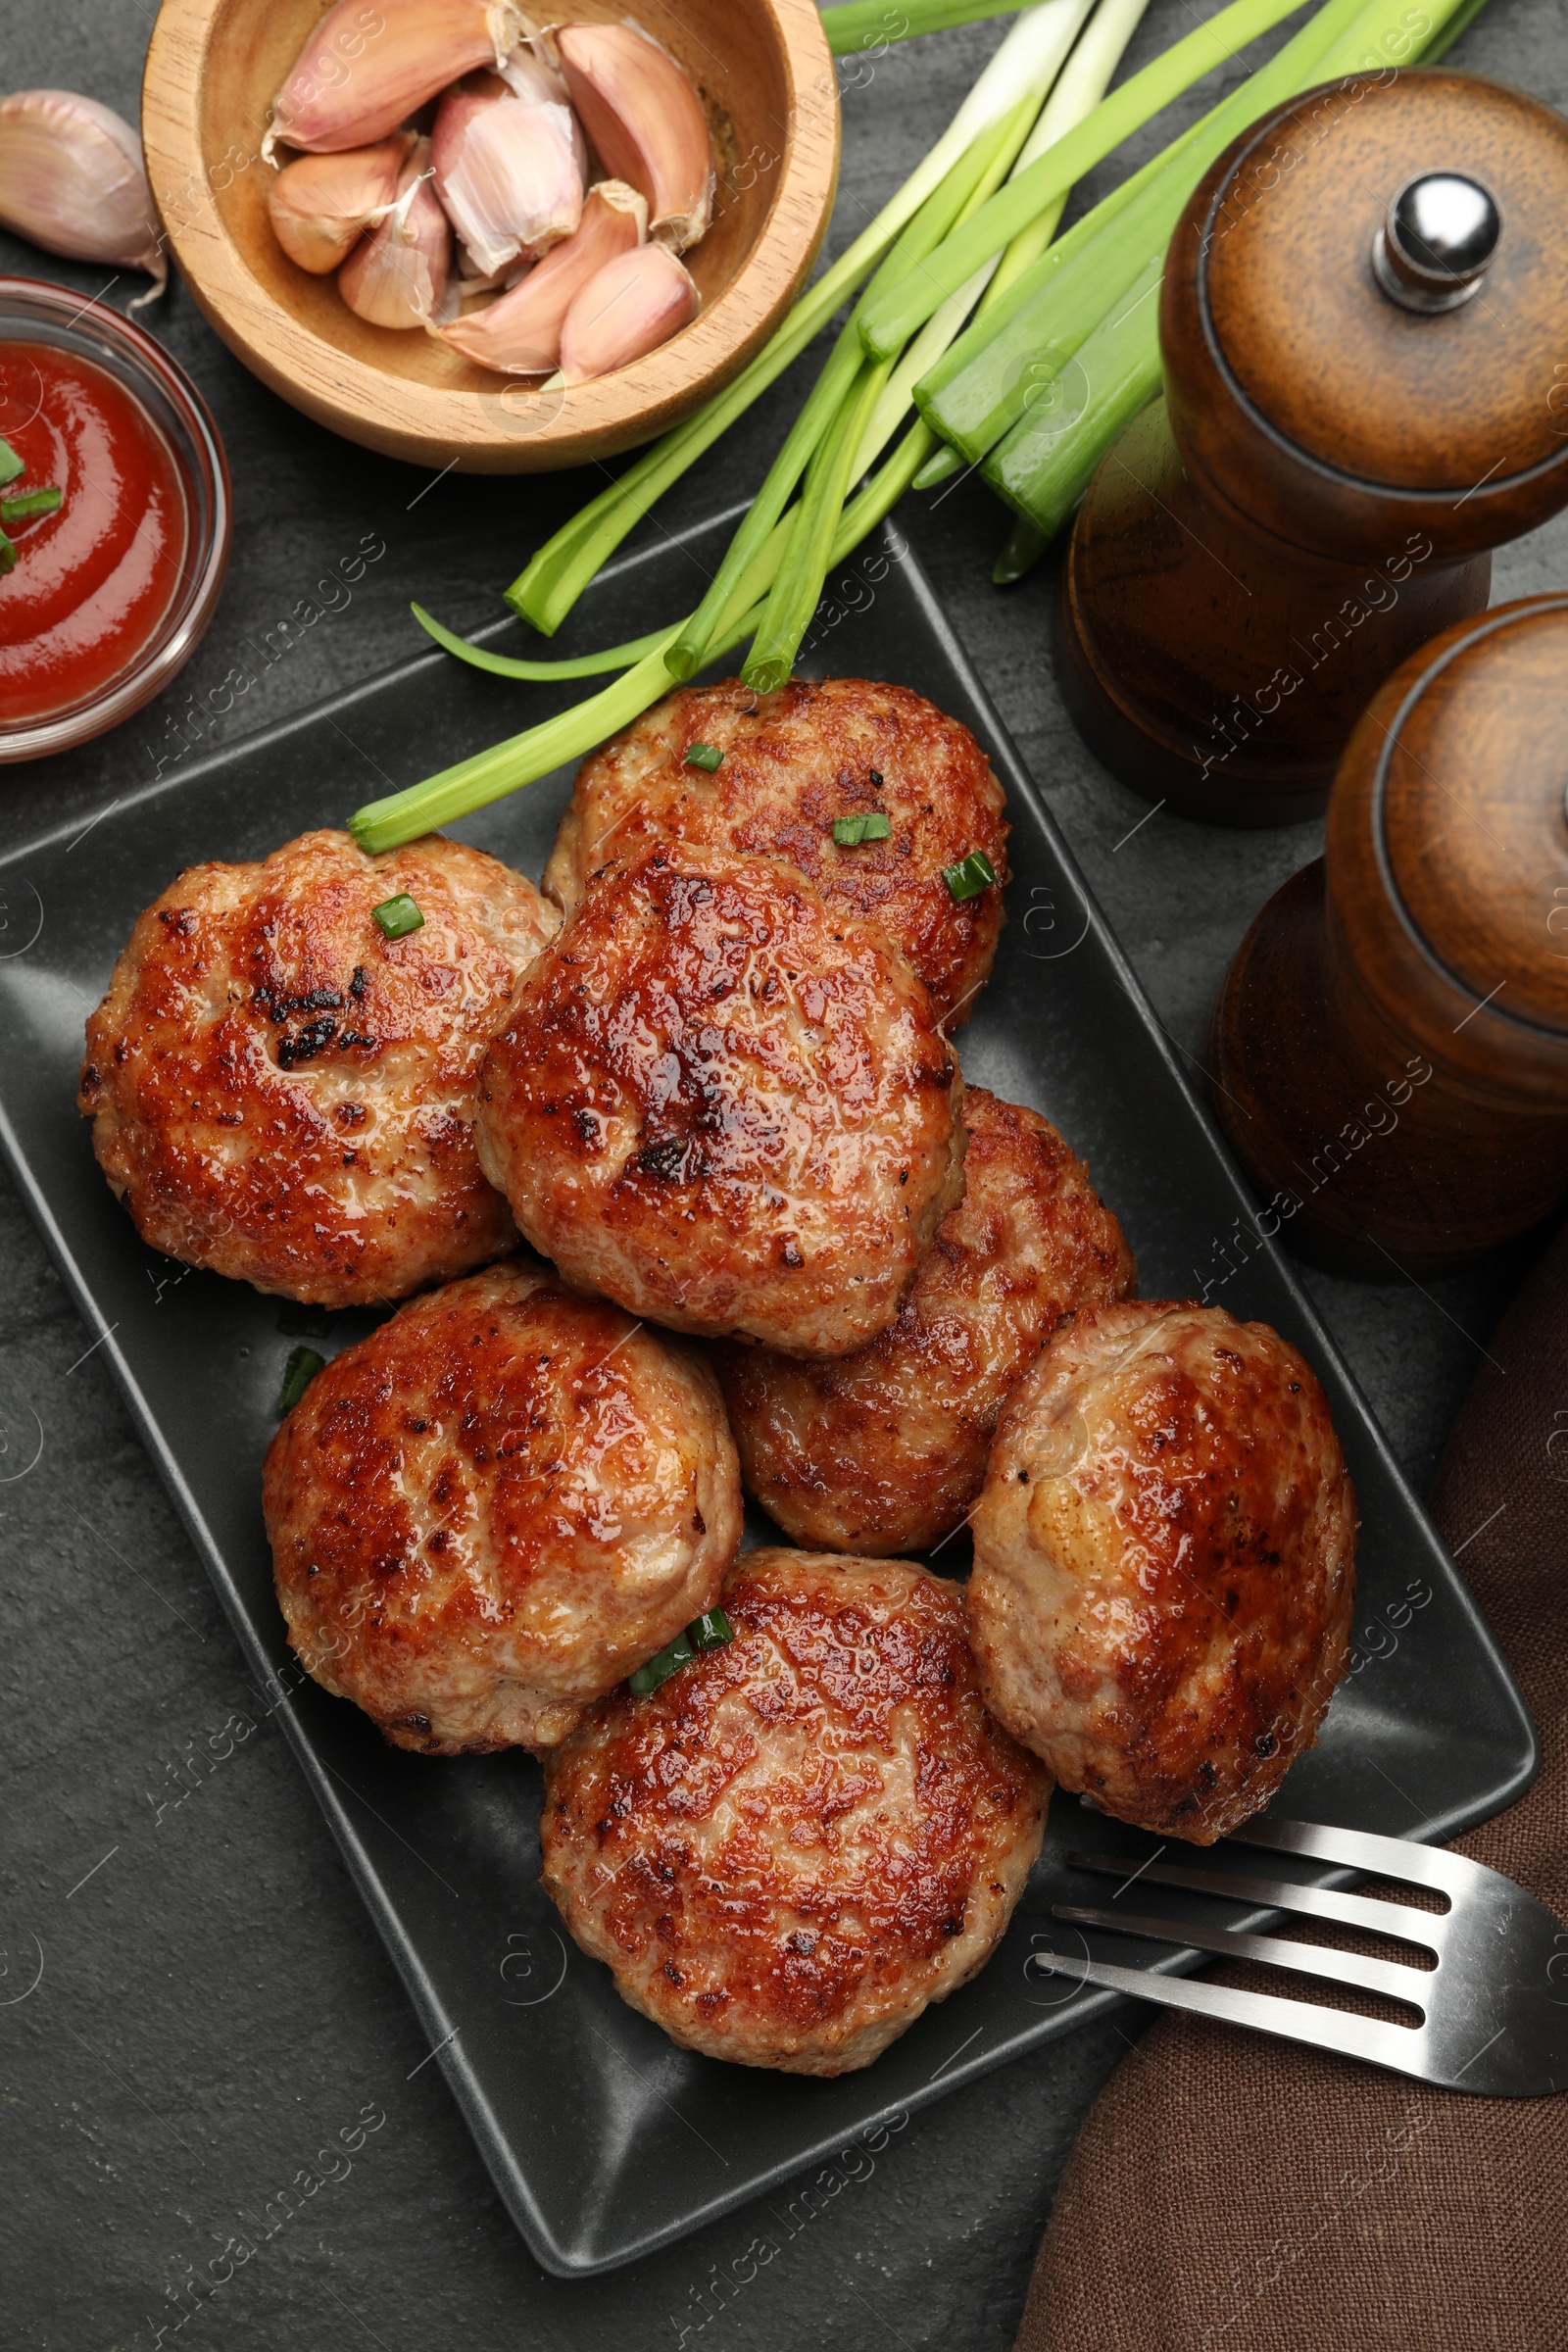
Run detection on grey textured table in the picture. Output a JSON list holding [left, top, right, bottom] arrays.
[[1, 5, 1559, 2346]]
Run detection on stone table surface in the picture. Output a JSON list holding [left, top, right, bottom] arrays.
[[1, 2, 1561, 2346]]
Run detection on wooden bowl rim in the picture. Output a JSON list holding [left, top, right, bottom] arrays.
[[141, 0, 838, 468]]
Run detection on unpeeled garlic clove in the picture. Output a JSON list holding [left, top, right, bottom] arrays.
[[338, 141, 451, 328], [555, 24, 712, 253], [269, 0, 522, 155], [0, 89, 166, 300], [501, 42, 590, 183], [557, 239, 699, 384], [431, 70, 583, 277], [442, 179, 646, 373], [268, 133, 413, 273]]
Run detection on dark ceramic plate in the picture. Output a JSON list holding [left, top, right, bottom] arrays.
[[0, 516, 1536, 2277]]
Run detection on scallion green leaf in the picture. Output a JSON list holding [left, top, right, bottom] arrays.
[[372, 894, 424, 940], [0, 527, 14, 576], [277, 1346, 324, 1413], [277, 1301, 330, 1338], [943, 849, 997, 901], [688, 1607, 734, 1651], [0, 486, 61, 524], [629, 1628, 696, 1696], [684, 743, 724, 771], [0, 438, 23, 489], [833, 810, 892, 845]]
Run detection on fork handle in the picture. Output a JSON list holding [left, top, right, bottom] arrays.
[[1034, 1953, 1429, 2083]]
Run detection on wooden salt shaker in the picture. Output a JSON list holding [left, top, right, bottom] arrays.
[[1208, 595, 1568, 1277], [1055, 69, 1568, 825]]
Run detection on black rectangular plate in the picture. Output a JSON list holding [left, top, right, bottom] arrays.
[[0, 517, 1536, 2277]]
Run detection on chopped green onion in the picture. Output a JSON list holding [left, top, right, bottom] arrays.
[[629, 1628, 695, 1695], [0, 528, 13, 576], [688, 1607, 734, 1650], [277, 1346, 324, 1413], [0, 438, 23, 489], [277, 1301, 330, 1338], [372, 894, 424, 940], [833, 810, 892, 845], [0, 486, 61, 524], [629, 1605, 735, 1692], [943, 849, 997, 901], [684, 743, 724, 771]]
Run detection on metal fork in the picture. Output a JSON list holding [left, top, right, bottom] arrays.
[[1030, 1816, 1568, 2096]]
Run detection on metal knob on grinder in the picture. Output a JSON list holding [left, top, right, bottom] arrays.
[[1372, 172, 1501, 311], [1054, 71, 1568, 826]]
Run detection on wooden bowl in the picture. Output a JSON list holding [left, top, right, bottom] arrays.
[[141, 0, 839, 471]]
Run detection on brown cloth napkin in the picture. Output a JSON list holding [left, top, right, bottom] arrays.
[[1016, 1222, 1568, 2352]]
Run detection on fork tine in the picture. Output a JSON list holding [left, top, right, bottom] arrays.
[[1028, 1951, 1428, 2081], [1226, 1815, 1462, 1895], [1052, 1901, 1433, 2007], [1066, 1851, 1448, 1953]]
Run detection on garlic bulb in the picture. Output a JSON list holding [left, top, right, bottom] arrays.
[[338, 142, 451, 328], [270, 0, 522, 155], [0, 90, 166, 301], [555, 24, 713, 252], [431, 70, 583, 278], [268, 134, 413, 274], [443, 180, 646, 374], [557, 239, 699, 384]]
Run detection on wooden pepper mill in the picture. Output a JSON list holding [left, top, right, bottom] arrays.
[[1055, 69, 1568, 825], [1209, 594, 1568, 1277]]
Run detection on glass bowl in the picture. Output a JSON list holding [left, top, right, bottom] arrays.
[[0, 276, 231, 762]]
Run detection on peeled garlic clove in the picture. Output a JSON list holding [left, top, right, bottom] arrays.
[[431, 70, 583, 277], [557, 239, 699, 384], [555, 24, 712, 252], [0, 89, 166, 298], [270, 0, 522, 155], [339, 142, 451, 328], [268, 133, 412, 273], [443, 180, 646, 373]]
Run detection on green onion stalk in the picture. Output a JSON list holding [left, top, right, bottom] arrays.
[[354, 0, 1478, 850], [970, 0, 1493, 551], [822, 0, 1041, 53], [508, 0, 1102, 639], [353, 419, 939, 851], [390, 0, 1133, 701]]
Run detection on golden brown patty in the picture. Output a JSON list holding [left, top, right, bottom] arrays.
[[265, 1259, 742, 1754], [476, 842, 966, 1357], [715, 1089, 1135, 1553], [968, 1299, 1356, 1843], [79, 829, 558, 1306], [541, 1545, 1051, 2073], [543, 675, 1008, 1025]]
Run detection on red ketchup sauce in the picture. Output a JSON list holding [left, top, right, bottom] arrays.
[[0, 341, 187, 723]]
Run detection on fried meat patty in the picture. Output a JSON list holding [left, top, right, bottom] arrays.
[[715, 1089, 1135, 1553], [543, 676, 1008, 1025], [265, 1259, 742, 1753], [476, 843, 966, 1357], [80, 829, 558, 1306], [968, 1300, 1356, 1843], [540, 1546, 1051, 2072]]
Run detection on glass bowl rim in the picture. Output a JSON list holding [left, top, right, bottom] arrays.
[[0, 274, 232, 764]]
